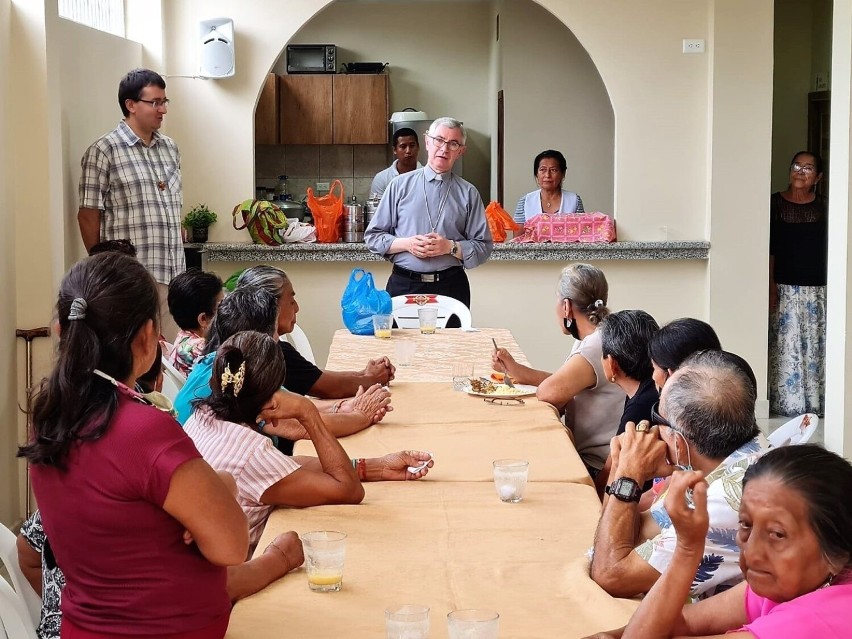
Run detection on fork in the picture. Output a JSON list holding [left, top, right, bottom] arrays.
[[491, 338, 515, 387]]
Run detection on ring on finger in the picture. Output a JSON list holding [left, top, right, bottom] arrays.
[[635, 420, 650, 433]]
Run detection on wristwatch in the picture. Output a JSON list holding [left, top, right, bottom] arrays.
[[605, 477, 642, 503], [450, 241, 460, 258]]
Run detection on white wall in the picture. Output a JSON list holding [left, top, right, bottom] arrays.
[[57, 18, 143, 268], [0, 0, 19, 527], [287, 1, 493, 199], [499, 0, 614, 215], [772, 0, 813, 192]]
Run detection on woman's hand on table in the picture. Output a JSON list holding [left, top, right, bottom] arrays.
[[263, 531, 305, 573], [341, 384, 393, 424], [366, 450, 434, 481], [364, 356, 395, 385]]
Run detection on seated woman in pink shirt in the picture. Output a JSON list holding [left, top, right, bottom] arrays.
[[19, 252, 249, 639], [184, 330, 433, 548], [586, 444, 852, 639]]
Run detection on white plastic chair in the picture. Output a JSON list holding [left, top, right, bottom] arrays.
[[0, 577, 38, 639], [391, 294, 473, 330], [767, 413, 819, 448], [283, 324, 316, 365], [0, 523, 41, 631], [160, 356, 187, 404]]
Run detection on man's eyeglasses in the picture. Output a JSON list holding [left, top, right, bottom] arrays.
[[137, 98, 170, 109], [791, 162, 816, 174], [650, 401, 672, 429], [484, 397, 525, 406], [426, 134, 463, 151]]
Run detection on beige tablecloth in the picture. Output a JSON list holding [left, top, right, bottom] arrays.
[[227, 482, 637, 639], [325, 328, 529, 381], [296, 382, 592, 485]]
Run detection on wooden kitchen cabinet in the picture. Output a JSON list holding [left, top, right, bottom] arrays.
[[275, 74, 388, 145], [255, 73, 279, 145], [333, 75, 388, 144], [279, 75, 333, 144]]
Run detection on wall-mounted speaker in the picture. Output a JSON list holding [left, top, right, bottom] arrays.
[[199, 18, 235, 79]]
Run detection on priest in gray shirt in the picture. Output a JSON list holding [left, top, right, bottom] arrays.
[[364, 117, 492, 326]]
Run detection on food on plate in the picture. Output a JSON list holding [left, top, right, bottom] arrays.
[[469, 378, 496, 394], [468, 378, 525, 396], [490, 371, 505, 383]]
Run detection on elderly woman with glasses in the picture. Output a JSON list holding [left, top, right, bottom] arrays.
[[769, 151, 827, 417], [586, 445, 852, 639], [513, 149, 585, 224]]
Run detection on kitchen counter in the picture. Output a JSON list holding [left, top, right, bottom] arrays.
[[196, 240, 709, 263]]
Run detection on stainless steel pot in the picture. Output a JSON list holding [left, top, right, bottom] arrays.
[[275, 199, 307, 220], [343, 197, 365, 242]]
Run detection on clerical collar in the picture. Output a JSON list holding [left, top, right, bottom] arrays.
[[424, 165, 450, 183]]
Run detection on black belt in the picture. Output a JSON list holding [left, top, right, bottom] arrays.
[[392, 265, 464, 283]]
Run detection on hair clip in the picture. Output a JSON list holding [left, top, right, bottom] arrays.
[[594, 299, 604, 308], [68, 297, 87, 321], [221, 360, 246, 396]]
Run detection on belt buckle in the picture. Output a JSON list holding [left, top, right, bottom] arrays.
[[421, 273, 436, 283]]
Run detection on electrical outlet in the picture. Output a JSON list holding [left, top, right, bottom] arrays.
[[316, 181, 330, 191], [682, 39, 705, 54]]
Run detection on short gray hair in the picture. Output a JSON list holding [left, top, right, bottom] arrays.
[[661, 350, 759, 459], [428, 117, 466, 145], [556, 263, 610, 325], [236, 265, 289, 301], [203, 286, 278, 355]]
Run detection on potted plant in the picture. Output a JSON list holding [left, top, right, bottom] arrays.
[[183, 204, 217, 243]]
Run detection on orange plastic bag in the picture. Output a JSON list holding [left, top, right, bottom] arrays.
[[484, 201, 521, 243], [307, 179, 345, 243]]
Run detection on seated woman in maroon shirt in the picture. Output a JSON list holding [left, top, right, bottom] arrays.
[[19, 252, 248, 639]]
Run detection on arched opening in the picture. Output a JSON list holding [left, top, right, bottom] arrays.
[[253, 0, 614, 215]]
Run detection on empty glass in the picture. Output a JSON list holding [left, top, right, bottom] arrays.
[[301, 531, 347, 592], [492, 459, 529, 503], [395, 339, 416, 366], [447, 609, 499, 639], [385, 604, 430, 639], [452, 361, 475, 391]]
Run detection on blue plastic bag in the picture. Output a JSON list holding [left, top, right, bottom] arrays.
[[341, 268, 392, 335]]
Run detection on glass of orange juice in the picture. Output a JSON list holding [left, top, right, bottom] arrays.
[[373, 314, 393, 339], [301, 531, 347, 592]]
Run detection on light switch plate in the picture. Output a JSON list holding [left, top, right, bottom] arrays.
[[682, 39, 705, 54], [316, 181, 330, 191]]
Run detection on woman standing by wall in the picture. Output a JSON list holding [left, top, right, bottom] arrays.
[[768, 151, 827, 416]]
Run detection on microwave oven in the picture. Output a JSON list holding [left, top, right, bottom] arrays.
[[286, 45, 337, 74]]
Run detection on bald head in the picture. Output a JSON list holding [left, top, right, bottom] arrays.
[[660, 350, 759, 459]]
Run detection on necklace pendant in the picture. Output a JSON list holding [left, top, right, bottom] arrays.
[[157, 180, 167, 191]]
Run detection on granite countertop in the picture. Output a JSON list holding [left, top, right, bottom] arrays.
[[193, 241, 709, 262]]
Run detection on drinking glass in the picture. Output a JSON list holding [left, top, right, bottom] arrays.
[[452, 361, 475, 391], [385, 604, 430, 639], [418, 307, 439, 334], [301, 531, 347, 592], [373, 314, 393, 339], [395, 339, 416, 366], [492, 459, 529, 503], [447, 609, 499, 639]]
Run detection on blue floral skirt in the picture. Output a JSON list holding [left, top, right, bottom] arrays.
[[768, 284, 826, 416]]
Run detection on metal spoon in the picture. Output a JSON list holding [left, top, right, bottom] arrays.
[[491, 338, 515, 387]]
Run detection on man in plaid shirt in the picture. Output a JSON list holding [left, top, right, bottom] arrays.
[[78, 68, 185, 338]]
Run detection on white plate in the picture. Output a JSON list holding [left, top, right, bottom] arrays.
[[767, 413, 819, 448], [464, 384, 537, 399]]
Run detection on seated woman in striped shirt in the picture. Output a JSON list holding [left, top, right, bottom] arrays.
[[184, 330, 433, 549]]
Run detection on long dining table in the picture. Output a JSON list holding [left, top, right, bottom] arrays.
[[226, 327, 637, 638]]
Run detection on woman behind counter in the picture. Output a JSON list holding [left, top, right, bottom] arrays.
[[768, 151, 827, 416], [513, 149, 585, 224]]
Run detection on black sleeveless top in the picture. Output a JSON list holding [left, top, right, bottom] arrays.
[[769, 192, 827, 286]]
